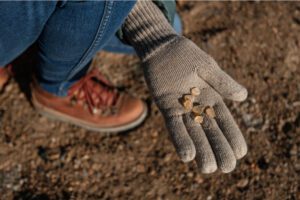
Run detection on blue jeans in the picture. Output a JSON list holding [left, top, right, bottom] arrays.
[[0, 1, 181, 96]]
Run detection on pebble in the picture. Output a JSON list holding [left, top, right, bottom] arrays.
[[191, 87, 201, 96], [195, 175, 204, 184], [187, 172, 194, 178], [192, 105, 205, 115], [164, 153, 172, 162], [151, 131, 158, 138], [183, 94, 194, 102], [183, 99, 193, 110], [205, 106, 216, 118], [194, 115, 204, 124], [207, 195, 213, 200], [289, 144, 297, 156], [136, 164, 146, 173], [236, 178, 249, 188], [242, 113, 263, 128], [91, 163, 101, 171], [5, 84, 13, 93]]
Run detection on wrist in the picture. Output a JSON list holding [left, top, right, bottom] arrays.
[[123, 0, 178, 61]]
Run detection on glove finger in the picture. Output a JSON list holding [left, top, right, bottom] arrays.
[[183, 114, 217, 174], [196, 58, 248, 102], [165, 115, 196, 162], [202, 115, 237, 173], [214, 102, 248, 159]]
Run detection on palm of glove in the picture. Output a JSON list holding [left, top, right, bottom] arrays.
[[143, 37, 248, 173]]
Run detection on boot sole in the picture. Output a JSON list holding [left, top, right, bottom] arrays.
[[32, 94, 148, 133]]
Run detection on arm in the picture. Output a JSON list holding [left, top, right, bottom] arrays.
[[123, 1, 248, 173]]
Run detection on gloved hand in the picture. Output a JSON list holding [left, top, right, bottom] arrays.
[[143, 36, 248, 173], [123, 1, 248, 173]]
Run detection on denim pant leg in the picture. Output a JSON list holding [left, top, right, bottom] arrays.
[[0, 1, 57, 66], [36, 0, 136, 96]]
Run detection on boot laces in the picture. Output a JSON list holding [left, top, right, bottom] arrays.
[[68, 68, 119, 115]]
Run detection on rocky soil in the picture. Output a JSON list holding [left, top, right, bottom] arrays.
[[0, 2, 299, 200]]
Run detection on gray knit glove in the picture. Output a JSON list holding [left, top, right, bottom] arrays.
[[123, 1, 248, 173]]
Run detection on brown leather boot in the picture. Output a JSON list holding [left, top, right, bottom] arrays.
[[0, 65, 12, 91], [31, 68, 147, 132]]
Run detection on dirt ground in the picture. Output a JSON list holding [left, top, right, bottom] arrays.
[[0, 1, 299, 200]]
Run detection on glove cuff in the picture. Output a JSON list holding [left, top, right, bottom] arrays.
[[123, 0, 178, 61]]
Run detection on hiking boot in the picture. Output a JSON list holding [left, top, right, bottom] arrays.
[[31, 68, 147, 132], [0, 65, 12, 91]]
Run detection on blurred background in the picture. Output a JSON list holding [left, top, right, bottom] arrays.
[[0, 1, 299, 200]]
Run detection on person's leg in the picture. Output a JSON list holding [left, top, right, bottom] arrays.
[[32, 0, 147, 132], [0, 1, 57, 66], [0, 1, 57, 90], [36, 0, 136, 96]]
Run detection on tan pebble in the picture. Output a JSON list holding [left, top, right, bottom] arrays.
[[128, 156, 135, 161], [183, 99, 193, 110], [192, 105, 205, 115], [195, 175, 204, 184], [48, 153, 60, 161], [183, 94, 194, 102], [191, 87, 200, 96], [150, 170, 156, 176], [151, 131, 158, 138], [194, 115, 204, 124], [205, 106, 216, 118], [164, 153, 172, 162], [5, 84, 13, 92], [92, 163, 101, 171], [136, 164, 146, 173], [82, 155, 89, 160], [237, 179, 249, 188]]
